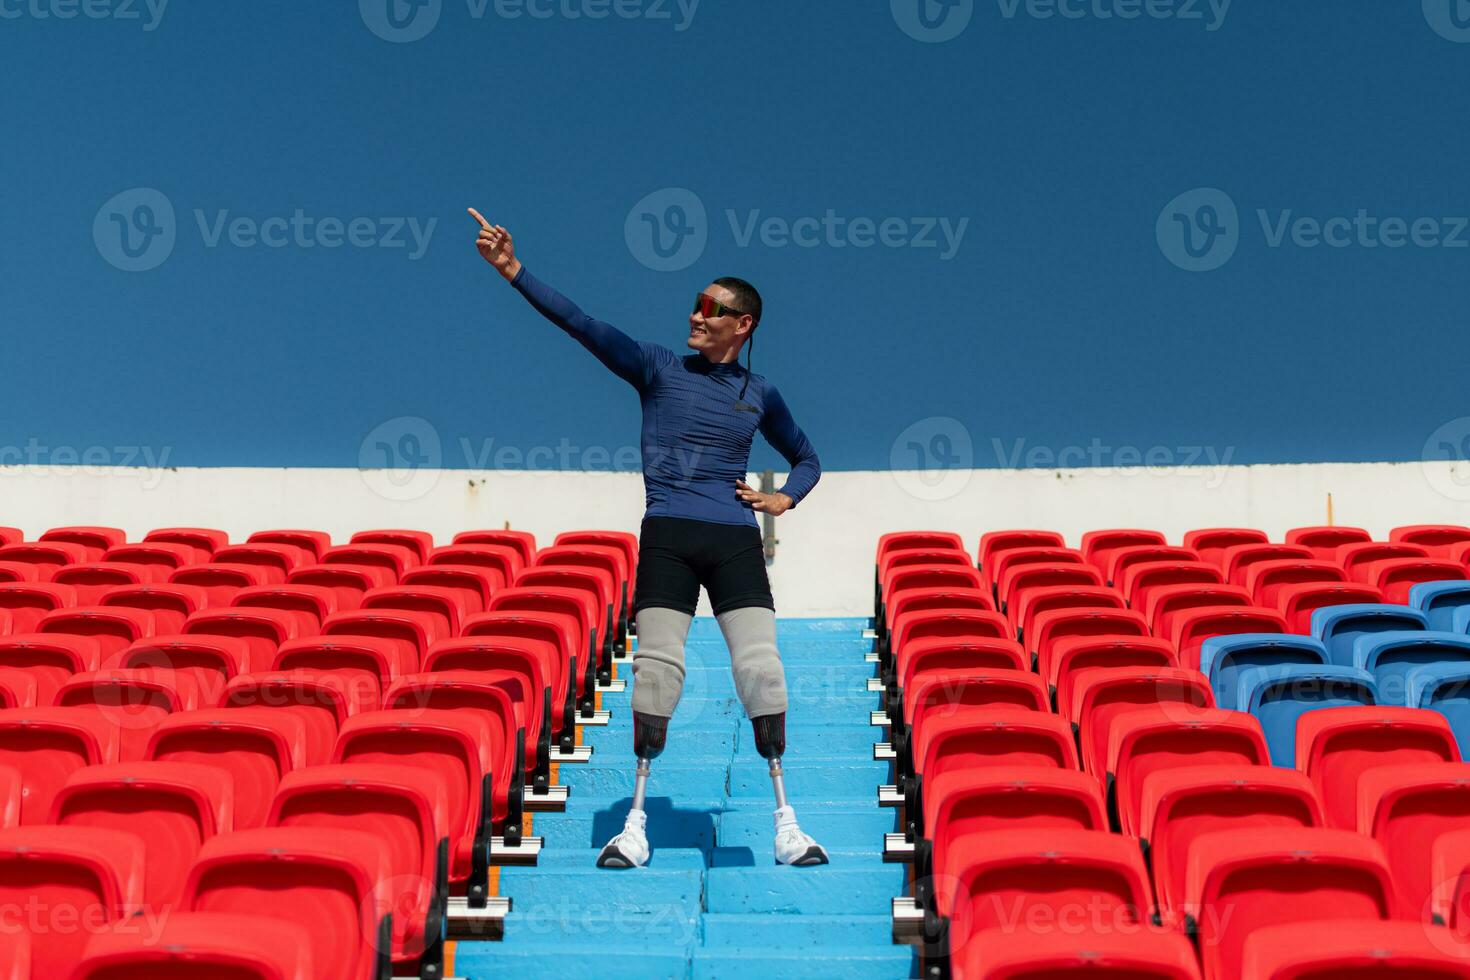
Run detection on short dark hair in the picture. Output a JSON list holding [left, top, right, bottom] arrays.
[[713, 276, 762, 327]]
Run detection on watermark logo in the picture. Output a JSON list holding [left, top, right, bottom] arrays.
[[1424, 0, 1470, 42], [625, 187, 707, 272], [892, 0, 974, 43], [359, 416, 443, 501], [0, 0, 170, 31], [360, 0, 442, 42], [1157, 187, 1239, 272], [997, 0, 1231, 31], [890, 417, 975, 502], [94, 188, 176, 273], [1422, 417, 1470, 502]]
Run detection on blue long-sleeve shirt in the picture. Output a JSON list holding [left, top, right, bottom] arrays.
[[511, 266, 820, 528]]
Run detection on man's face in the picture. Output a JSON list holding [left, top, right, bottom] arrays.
[[688, 283, 753, 354]]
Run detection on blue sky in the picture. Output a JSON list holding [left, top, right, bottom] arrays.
[[2, 1, 1467, 473]]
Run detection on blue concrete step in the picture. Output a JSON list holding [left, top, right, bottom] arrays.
[[705, 865, 907, 915], [459, 945, 691, 979], [715, 806, 895, 849], [499, 865, 703, 917], [690, 947, 916, 980], [728, 760, 881, 798], [700, 912, 895, 946]]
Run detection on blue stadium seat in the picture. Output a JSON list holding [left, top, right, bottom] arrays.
[[1310, 604, 1430, 667], [1351, 631, 1470, 705], [1456, 605, 1470, 634], [1235, 664, 1379, 766], [1198, 633, 1328, 710], [1407, 580, 1470, 631], [1406, 663, 1470, 755]]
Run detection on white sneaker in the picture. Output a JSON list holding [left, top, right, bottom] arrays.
[[773, 805, 829, 866], [597, 809, 649, 868]]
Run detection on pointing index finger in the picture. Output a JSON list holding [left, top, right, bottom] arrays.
[[467, 207, 492, 230]]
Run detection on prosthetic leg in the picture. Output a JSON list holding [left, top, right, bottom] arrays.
[[752, 713, 829, 866], [595, 712, 666, 868]]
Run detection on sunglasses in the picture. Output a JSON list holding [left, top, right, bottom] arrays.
[[693, 294, 746, 319]]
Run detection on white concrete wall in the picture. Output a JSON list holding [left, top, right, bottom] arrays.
[[3, 460, 1469, 616]]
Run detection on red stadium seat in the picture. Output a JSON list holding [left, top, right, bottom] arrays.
[[1430, 828, 1470, 938], [424, 636, 554, 776], [351, 527, 436, 563], [1285, 524, 1373, 560], [365, 583, 471, 639], [1104, 545, 1200, 589], [987, 547, 1085, 597], [168, 562, 269, 604], [72, 911, 316, 980], [1184, 827, 1396, 980], [1337, 541, 1431, 582], [99, 582, 210, 632], [222, 669, 380, 734], [0, 562, 39, 584], [430, 543, 522, 594], [1081, 528, 1168, 572], [1391, 524, 1470, 557], [102, 541, 199, 576], [286, 562, 386, 609], [0, 706, 121, 823], [322, 542, 417, 582], [487, 585, 602, 705], [1359, 762, 1470, 919], [402, 563, 499, 614], [887, 589, 996, 654], [271, 635, 416, 705], [935, 829, 1153, 974], [462, 611, 579, 746], [977, 530, 1063, 573], [0, 541, 89, 580], [184, 607, 300, 671], [53, 562, 151, 603], [893, 636, 1029, 704], [1239, 920, 1470, 979], [1278, 581, 1386, 633], [38, 606, 156, 662], [1218, 543, 1314, 587], [52, 760, 232, 907], [455, 528, 540, 569], [212, 543, 309, 583], [0, 581, 78, 632], [0, 668, 37, 708], [145, 527, 230, 562], [179, 827, 394, 980], [147, 707, 325, 827], [1049, 635, 1177, 706], [1182, 527, 1268, 567], [998, 563, 1101, 616], [1145, 583, 1252, 637], [879, 565, 987, 636], [323, 608, 443, 667], [0, 825, 145, 977], [1065, 667, 1214, 779], [955, 928, 1202, 980], [232, 583, 338, 633], [121, 634, 257, 703], [1367, 557, 1470, 604], [1242, 558, 1346, 608], [1139, 764, 1322, 918], [248, 528, 333, 561], [0, 633, 103, 703], [55, 668, 204, 759], [40, 526, 127, 560], [534, 544, 631, 635], [1015, 585, 1124, 647], [0, 527, 21, 548], [891, 609, 1010, 658], [1031, 607, 1148, 677], [267, 762, 448, 966], [1168, 606, 1287, 671], [1296, 706, 1461, 830], [1122, 560, 1225, 610], [915, 765, 1106, 859], [1104, 706, 1270, 833], [894, 671, 1048, 773]]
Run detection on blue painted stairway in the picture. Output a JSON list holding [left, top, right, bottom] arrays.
[[456, 617, 917, 979]]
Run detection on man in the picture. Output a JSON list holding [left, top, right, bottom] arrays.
[[469, 207, 828, 868]]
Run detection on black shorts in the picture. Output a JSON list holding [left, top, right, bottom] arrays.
[[633, 516, 775, 618]]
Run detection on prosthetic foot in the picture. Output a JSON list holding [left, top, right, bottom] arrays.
[[752, 714, 829, 867], [597, 713, 666, 869]]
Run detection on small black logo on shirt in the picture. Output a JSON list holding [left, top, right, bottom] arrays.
[[733, 402, 759, 414]]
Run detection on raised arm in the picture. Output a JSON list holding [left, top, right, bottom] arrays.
[[469, 208, 658, 390]]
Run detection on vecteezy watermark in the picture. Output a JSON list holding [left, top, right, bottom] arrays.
[[1423, 0, 1470, 43], [1158, 187, 1470, 272], [358, 416, 702, 501], [94, 188, 438, 272], [890, 417, 976, 502], [0, 440, 174, 490], [992, 437, 1236, 488], [624, 187, 970, 272], [891, 0, 1230, 43], [360, 0, 700, 43], [0, 0, 169, 31], [1156, 187, 1239, 272], [1422, 417, 1470, 502]]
